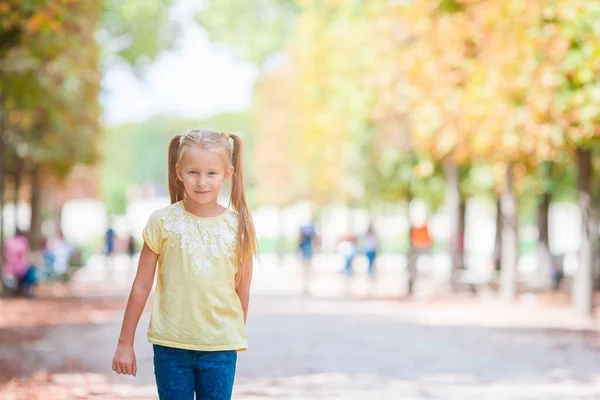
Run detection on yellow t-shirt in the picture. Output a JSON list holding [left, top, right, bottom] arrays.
[[142, 201, 247, 351]]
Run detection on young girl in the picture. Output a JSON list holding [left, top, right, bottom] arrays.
[[112, 129, 257, 400]]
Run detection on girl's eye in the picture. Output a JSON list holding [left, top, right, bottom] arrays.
[[189, 171, 198, 175], [209, 172, 217, 176]]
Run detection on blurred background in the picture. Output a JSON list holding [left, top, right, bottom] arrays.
[[1, 1, 600, 399]]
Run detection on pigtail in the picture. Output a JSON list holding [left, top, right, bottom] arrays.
[[168, 135, 184, 204], [228, 133, 258, 285]]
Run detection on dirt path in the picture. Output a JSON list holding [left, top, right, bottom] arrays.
[[1, 293, 600, 399], [1, 257, 600, 399]]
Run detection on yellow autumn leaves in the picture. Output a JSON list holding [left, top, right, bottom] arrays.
[[253, 0, 600, 205]]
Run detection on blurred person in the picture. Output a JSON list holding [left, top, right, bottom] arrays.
[[298, 217, 318, 295], [551, 254, 565, 292], [112, 130, 257, 400], [410, 220, 432, 252], [338, 233, 358, 278], [105, 219, 116, 271], [21, 237, 47, 297], [2, 230, 29, 295], [46, 231, 75, 281], [127, 234, 137, 269], [363, 223, 379, 280], [408, 220, 432, 296]]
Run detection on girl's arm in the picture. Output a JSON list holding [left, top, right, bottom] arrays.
[[236, 259, 253, 324], [112, 243, 158, 376]]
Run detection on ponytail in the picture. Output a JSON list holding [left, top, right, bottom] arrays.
[[168, 135, 184, 204], [228, 133, 258, 285]]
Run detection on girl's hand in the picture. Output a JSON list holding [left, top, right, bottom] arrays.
[[112, 344, 137, 376]]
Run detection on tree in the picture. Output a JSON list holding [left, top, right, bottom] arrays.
[[253, 64, 300, 207], [195, 0, 299, 70], [200, 0, 600, 314], [101, 0, 179, 72], [0, 0, 179, 257], [0, 0, 103, 249], [535, 1, 600, 316]]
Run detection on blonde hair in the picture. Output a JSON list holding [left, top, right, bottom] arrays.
[[168, 129, 257, 285]]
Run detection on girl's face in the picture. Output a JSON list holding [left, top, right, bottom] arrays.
[[176, 146, 233, 206]]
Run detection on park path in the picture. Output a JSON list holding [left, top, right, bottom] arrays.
[[1, 254, 599, 399]]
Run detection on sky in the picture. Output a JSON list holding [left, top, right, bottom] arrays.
[[101, 1, 258, 126]]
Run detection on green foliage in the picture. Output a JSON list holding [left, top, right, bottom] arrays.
[[196, 0, 299, 68], [101, 0, 179, 72], [436, 0, 465, 14], [101, 123, 135, 214], [1, 0, 102, 179], [1, 0, 178, 183]]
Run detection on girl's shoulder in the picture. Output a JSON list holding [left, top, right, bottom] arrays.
[[145, 202, 184, 231], [222, 208, 238, 225], [150, 202, 184, 220]]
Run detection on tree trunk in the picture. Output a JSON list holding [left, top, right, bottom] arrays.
[[536, 191, 552, 289], [0, 92, 6, 293], [493, 195, 502, 273], [592, 206, 600, 292], [13, 167, 21, 233], [444, 161, 460, 291], [445, 162, 467, 290], [500, 164, 519, 303], [29, 163, 43, 250], [457, 196, 466, 269], [574, 147, 595, 317], [406, 193, 416, 296]]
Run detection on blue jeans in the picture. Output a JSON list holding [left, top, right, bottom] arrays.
[[300, 243, 313, 261], [365, 250, 376, 276], [153, 345, 237, 400], [344, 255, 355, 277]]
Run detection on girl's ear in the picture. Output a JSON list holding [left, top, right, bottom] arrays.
[[226, 166, 234, 182], [176, 163, 182, 181]]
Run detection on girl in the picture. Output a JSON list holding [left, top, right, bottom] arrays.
[[112, 130, 257, 400]]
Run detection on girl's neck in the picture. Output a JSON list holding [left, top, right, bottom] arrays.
[[182, 197, 225, 218]]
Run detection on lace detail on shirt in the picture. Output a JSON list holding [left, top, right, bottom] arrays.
[[158, 203, 238, 275]]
